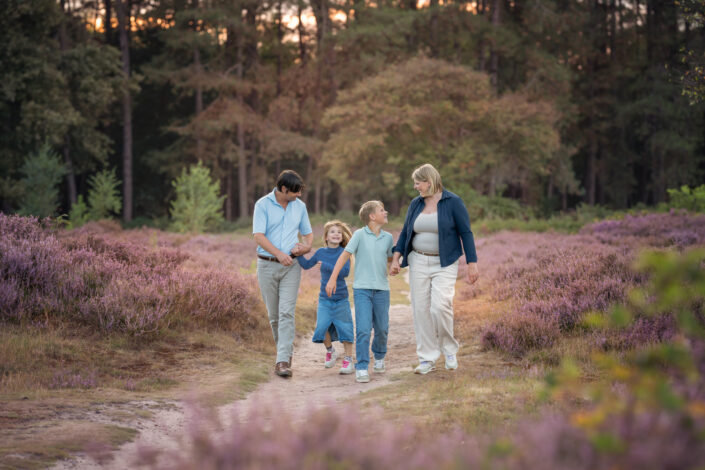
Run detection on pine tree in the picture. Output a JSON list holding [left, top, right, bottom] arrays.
[[170, 162, 225, 233]]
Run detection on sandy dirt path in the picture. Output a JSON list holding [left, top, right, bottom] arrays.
[[51, 294, 416, 469]]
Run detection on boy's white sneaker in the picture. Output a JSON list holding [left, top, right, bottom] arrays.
[[340, 358, 354, 375], [373, 358, 386, 373], [355, 370, 370, 383], [324, 349, 338, 368], [445, 354, 458, 370], [414, 361, 436, 375]]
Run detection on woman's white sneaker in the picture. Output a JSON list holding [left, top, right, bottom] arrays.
[[445, 354, 458, 370], [373, 358, 386, 373], [355, 370, 370, 383], [414, 361, 436, 375]]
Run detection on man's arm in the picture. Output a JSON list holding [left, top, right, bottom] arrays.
[[253, 233, 294, 266], [291, 232, 314, 256], [325, 251, 352, 297]]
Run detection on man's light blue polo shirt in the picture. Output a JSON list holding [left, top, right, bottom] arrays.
[[345, 226, 394, 291], [253, 188, 312, 257]]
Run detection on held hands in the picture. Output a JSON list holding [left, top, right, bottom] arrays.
[[466, 262, 479, 285], [291, 242, 311, 256], [388, 259, 401, 276], [325, 279, 337, 297]]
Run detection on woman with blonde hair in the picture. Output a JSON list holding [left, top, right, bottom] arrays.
[[389, 164, 479, 374]]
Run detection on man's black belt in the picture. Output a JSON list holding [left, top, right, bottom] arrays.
[[257, 254, 297, 263]]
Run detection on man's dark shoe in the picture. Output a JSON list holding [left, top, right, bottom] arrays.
[[275, 361, 292, 378]]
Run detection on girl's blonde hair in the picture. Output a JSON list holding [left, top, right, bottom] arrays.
[[412, 163, 443, 195], [323, 220, 352, 247]]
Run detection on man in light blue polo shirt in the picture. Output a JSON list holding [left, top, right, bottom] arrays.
[[253, 170, 313, 378]]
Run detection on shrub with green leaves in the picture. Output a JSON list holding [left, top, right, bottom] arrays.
[[169, 162, 225, 233], [18, 143, 67, 217], [667, 184, 705, 212], [67, 195, 91, 229], [87, 168, 122, 220]]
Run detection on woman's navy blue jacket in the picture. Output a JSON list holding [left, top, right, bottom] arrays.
[[393, 189, 477, 268]]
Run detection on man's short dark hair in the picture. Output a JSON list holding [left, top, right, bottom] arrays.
[[276, 170, 305, 193]]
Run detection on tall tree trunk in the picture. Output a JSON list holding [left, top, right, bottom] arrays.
[[297, 0, 307, 63], [59, 0, 77, 206], [104, 0, 113, 45], [586, 135, 598, 205], [237, 23, 248, 220], [489, 0, 501, 89], [314, 175, 322, 213], [304, 154, 314, 206], [194, 46, 203, 159], [276, 0, 283, 96], [477, 0, 487, 71], [192, 0, 203, 159], [429, 0, 439, 58], [63, 136, 77, 206], [226, 161, 234, 221], [116, 0, 133, 222], [610, 0, 617, 62]]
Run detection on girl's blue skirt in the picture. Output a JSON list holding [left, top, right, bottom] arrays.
[[312, 296, 354, 343]]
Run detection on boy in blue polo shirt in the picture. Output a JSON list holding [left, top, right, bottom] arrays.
[[326, 201, 394, 383]]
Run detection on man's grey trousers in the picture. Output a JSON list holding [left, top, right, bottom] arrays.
[[256, 259, 302, 364]]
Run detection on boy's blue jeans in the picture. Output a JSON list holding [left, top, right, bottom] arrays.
[[353, 289, 390, 371]]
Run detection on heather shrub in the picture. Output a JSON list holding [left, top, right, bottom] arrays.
[[136, 398, 705, 470], [170, 162, 225, 233], [17, 143, 67, 217], [485, 213, 705, 358], [580, 211, 705, 247], [484, 242, 643, 357], [0, 214, 260, 337], [547, 249, 705, 468]]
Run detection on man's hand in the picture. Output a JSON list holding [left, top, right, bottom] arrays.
[[389, 258, 400, 276], [276, 251, 294, 266], [466, 262, 479, 285], [325, 279, 336, 297], [291, 242, 309, 256]]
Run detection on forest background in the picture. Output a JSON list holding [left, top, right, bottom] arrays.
[[1, 0, 704, 225]]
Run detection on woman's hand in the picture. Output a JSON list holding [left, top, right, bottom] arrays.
[[466, 262, 479, 285], [389, 258, 401, 276], [325, 279, 337, 297]]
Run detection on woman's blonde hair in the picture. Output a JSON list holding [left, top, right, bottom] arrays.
[[412, 163, 443, 195], [323, 220, 352, 247]]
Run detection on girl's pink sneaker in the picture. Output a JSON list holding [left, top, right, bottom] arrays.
[[325, 349, 338, 368]]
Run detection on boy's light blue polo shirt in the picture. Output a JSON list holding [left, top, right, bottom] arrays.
[[345, 226, 394, 291], [253, 188, 312, 257]]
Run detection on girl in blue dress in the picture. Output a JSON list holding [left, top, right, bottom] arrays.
[[297, 220, 355, 374]]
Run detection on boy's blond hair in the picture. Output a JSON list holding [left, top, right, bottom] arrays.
[[359, 200, 384, 225], [412, 163, 443, 195], [323, 220, 352, 247]]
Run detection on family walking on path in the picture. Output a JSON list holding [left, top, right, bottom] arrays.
[[253, 164, 479, 383]]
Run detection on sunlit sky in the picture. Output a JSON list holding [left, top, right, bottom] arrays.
[[86, 0, 479, 41]]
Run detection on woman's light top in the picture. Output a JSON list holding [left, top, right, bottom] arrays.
[[412, 212, 440, 254]]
